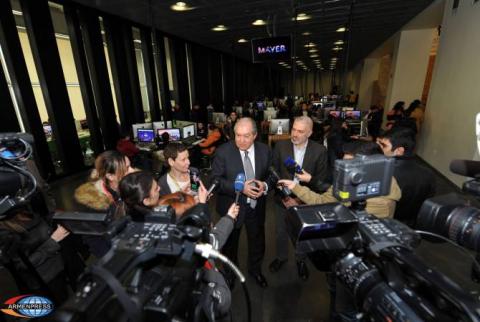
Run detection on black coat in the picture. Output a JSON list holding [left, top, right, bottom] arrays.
[[272, 139, 329, 195], [393, 156, 436, 225], [211, 141, 273, 226]]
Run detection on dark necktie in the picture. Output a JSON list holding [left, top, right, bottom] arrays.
[[243, 150, 257, 208]]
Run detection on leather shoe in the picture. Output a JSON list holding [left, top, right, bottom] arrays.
[[249, 271, 268, 288], [297, 260, 309, 281], [269, 258, 287, 273]]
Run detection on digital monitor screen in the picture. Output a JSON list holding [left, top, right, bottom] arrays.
[[158, 128, 181, 142], [251, 36, 291, 63], [182, 124, 195, 139], [256, 101, 265, 110], [269, 119, 290, 134], [213, 113, 226, 124], [329, 111, 342, 119], [345, 111, 361, 120], [43, 125, 52, 137], [137, 129, 155, 142]]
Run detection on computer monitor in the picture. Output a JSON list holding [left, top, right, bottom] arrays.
[[344, 110, 361, 121], [182, 124, 196, 139], [137, 129, 155, 143], [157, 128, 181, 142], [324, 101, 336, 109], [264, 110, 277, 121], [256, 101, 265, 110], [312, 101, 323, 109], [329, 111, 343, 119], [212, 113, 226, 124], [342, 107, 355, 112], [269, 119, 290, 135], [132, 122, 152, 140], [43, 124, 52, 137], [266, 107, 276, 112]]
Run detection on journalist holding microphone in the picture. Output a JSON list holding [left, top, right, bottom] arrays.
[[269, 116, 329, 280], [212, 117, 274, 288]]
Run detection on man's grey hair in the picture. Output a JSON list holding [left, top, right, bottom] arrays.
[[234, 117, 257, 134], [294, 115, 313, 131]]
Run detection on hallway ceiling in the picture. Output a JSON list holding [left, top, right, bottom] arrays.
[[69, 0, 435, 71]]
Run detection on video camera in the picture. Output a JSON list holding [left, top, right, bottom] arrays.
[[286, 155, 480, 321], [52, 204, 234, 322], [0, 133, 38, 219]]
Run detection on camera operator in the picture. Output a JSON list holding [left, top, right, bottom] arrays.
[[377, 127, 435, 226], [0, 207, 70, 304], [279, 141, 401, 218]]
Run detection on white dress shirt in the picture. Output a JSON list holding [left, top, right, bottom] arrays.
[[293, 140, 308, 183]]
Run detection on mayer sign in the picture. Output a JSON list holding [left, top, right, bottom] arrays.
[[251, 36, 291, 63]]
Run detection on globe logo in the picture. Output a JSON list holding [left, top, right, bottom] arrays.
[[17, 296, 53, 318]]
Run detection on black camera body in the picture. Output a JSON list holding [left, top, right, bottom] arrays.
[[286, 155, 480, 321], [52, 206, 215, 322]]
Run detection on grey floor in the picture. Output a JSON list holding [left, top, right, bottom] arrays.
[[50, 158, 480, 322]]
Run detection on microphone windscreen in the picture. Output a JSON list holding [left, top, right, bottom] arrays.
[[450, 159, 480, 178], [234, 173, 246, 192], [284, 157, 296, 167]]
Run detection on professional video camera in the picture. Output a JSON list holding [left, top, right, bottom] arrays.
[[51, 204, 241, 322], [286, 155, 480, 321], [0, 132, 38, 219]]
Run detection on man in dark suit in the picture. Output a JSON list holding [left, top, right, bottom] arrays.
[[269, 116, 329, 280], [212, 117, 273, 288]]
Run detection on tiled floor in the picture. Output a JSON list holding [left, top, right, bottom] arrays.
[[49, 157, 480, 322]]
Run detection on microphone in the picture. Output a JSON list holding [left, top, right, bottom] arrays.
[[207, 178, 220, 195], [284, 157, 304, 174], [189, 167, 200, 192], [234, 173, 245, 205], [450, 160, 480, 178], [268, 166, 292, 196]]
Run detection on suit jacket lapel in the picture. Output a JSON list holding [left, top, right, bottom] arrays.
[[232, 142, 244, 174], [302, 140, 313, 171], [254, 142, 261, 179]]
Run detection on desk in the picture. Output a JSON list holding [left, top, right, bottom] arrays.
[[268, 133, 290, 147]]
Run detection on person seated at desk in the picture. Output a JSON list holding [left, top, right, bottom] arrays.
[[155, 131, 170, 150], [198, 123, 222, 156], [278, 141, 401, 219], [197, 122, 207, 139], [117, 131, 140, 158]]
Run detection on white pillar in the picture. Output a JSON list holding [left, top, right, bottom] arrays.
[[357, 58, 380, 111]]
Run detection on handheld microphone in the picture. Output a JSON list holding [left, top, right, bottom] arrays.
[[207, 178, 220, 195], [189, 167, 200, 192], [284, 157, 304, 174], [234, 173, 245, 205], [268, 166, 292, 196], [450, 160, 480, 178]]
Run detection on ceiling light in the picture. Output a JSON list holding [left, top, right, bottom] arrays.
[[12, 10, 23, 16], [332, 46, 343, 51], [334, 40, 344, 45], [252, 19, 266, 26], [293, 13, 311, 21], [238, 38, 248, 43], [171, 2, 194, 11], [304, 42, 316, 48], [310, 54, 319, 58], [336, 27, 346, 32], [308, 48, 318, 53], [212, 24, 228, 31], [302, 31, 311, 36]]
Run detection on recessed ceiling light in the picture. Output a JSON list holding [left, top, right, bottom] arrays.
[[212, 24, 228, 31], [304, 42, 316, 48], [332, 46, 343, 51], [238, 38, 248, 43], [12, 10, 23, 16], [302, 31, 311, 36], [252, 19, 266, 26], [171, 2, 194, 11], [308, 48, 318, 53], [293, 13, 311, 21], [310, 54, 319, 58], [334, 40, 344, 45], [336, 27, 346, 32]]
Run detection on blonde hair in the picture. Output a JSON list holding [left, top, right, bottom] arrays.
[[91, 150, 128, 183]]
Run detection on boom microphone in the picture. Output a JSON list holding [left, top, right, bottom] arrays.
[[268, 166, 292, 196], [284, 157, 304, 174], [234, 173, 245, 205], [449, 159, 480, 178]]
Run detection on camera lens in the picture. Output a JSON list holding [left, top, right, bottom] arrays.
[[447, 207, 480, 252]]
